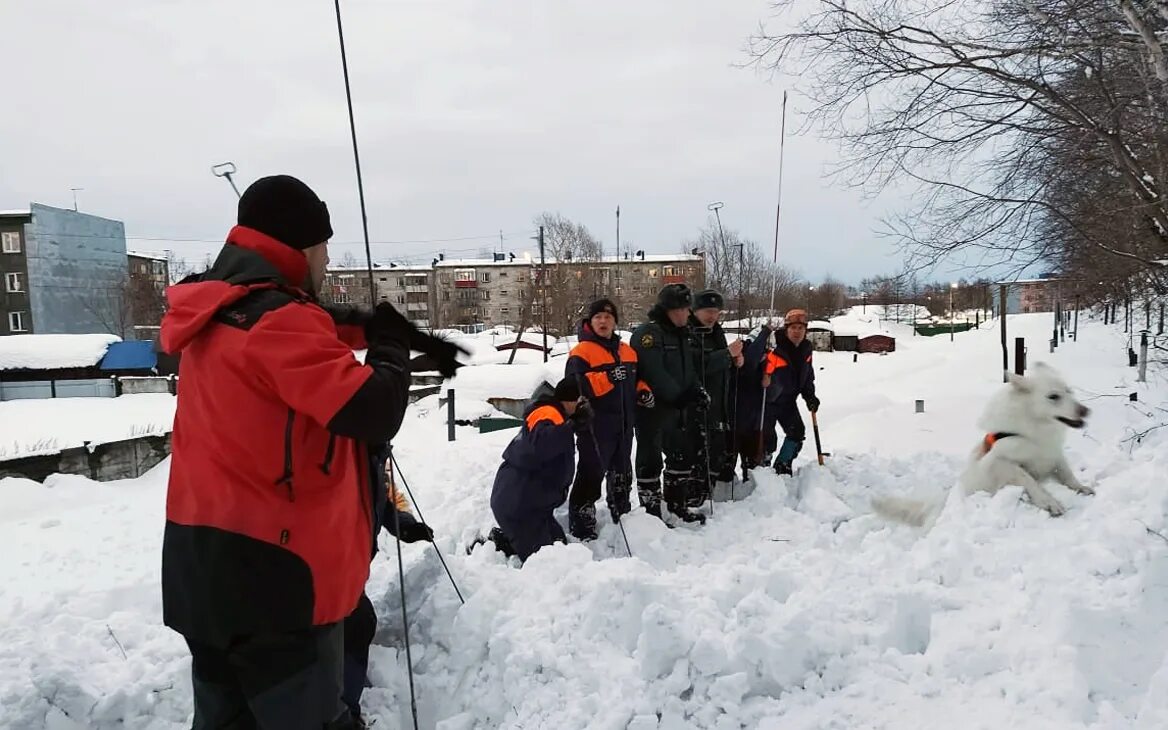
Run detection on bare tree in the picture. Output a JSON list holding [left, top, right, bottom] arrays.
[[685, 219, 802, 323], [166, 251, 192, 284], [749, 0, 1168, 281], [74, 275, 163, 339], [533, 212, 604, 335]]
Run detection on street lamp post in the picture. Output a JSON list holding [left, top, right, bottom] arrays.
[[708, 201, 742, 327], [861, 292, 868, 313]]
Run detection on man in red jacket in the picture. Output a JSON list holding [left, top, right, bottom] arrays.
[[161, 175, 420, 730]]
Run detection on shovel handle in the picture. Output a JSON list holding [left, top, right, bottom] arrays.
[[811, 410, 825, 466]]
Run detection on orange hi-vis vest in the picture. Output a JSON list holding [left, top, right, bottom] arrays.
[[569, 340, 651, 399]]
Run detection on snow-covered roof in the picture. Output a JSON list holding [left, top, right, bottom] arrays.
[[807, 320, 834, 331], [996, 277, 1060, 285], [0, 209, 31, 218], [435, 252, 703, 268], [127, 250, 168, 262], [0, 334, 121, 371]]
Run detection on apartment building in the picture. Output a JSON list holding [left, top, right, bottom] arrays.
[[320, 263, 435, 329], [1, 204, 130, 336]]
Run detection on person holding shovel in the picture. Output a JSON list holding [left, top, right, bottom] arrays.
[[762, 308, 821, 475]]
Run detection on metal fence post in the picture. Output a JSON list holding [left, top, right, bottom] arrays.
[[447, 388, 456, 442]]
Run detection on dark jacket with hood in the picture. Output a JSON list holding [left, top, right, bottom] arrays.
[[490, 398, 576, 521], [764, 327, 817, 404], [160, 225, 411, 648], [689, 315, 733, 427], [630, 305, 697, 410], [732, 327, 774, 431]]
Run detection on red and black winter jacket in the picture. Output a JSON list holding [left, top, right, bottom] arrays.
[[160, 226, 411, 648]]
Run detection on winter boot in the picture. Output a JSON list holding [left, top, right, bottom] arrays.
[[664, 471, 707, 525], [637, 478, 666, 522], [569, 503, 599, 541], [774, 461, 793, 476], [776, 437, 803, 467], [606, 471, 633, 523], [686, 473, 711, 508]]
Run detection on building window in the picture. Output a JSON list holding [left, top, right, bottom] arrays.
[[480, 290, 490, 301], [378, 276, 388, 283], [2, 232, 21, 253], [518, 274, 527, 283], [443, 291, 450, 301], [500, 272, 508, 278], [501, 307, 510, 315], [5, 272, 22, 292], [397, 295, 406, 304], [333, 290, 352, 304], [662, 265, 676, 277], [648, 268, 658, 278], [398, 278, 406, 287], [501, 290, 509, 296], [455, 270, 475, 282], [481, 272, 491, 283], [8, 311, 27, 332]]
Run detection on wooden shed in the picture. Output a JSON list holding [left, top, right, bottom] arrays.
[[858, 334, 896, 353]]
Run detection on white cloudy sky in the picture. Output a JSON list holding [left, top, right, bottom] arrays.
[[1, 0, 911, 283]]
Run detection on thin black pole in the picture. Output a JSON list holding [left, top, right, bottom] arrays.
[[389, 451, 465, 605], [539, 226, 548, 361], [333, 0, 377, 306]]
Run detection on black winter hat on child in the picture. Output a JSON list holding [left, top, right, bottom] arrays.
[[553, 377, 581, 402], [587, 298, 619, 323], [694, 289, 724, 311], [238, 175, 334, 251], [656, 283, 693, 311]]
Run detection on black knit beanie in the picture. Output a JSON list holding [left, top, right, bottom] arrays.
[[238, 175, 333, 250], [656, 283, 692, 311], [553, 377, 581, 402], [587, 298, 618, 323], [694, 289, 724, 311]]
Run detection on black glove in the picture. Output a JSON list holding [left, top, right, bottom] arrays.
[[412, 333, 468, 379], [608, 365, 628, 383], [637, 389, 655, 408], [680, 384, 710, 410], [570, 398, 595, 433], [804, 394, 820, 413], [366, 302, 413, 348], [396, 520, 434, 544]]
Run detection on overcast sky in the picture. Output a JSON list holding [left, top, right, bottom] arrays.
[[1, 0, 912, 284]]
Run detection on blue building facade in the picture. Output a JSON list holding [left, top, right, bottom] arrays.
[[20, 204, 128, 335]]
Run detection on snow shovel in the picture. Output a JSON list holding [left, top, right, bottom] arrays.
[[211, 162, 242, 199], [811, 411, 828, 466]]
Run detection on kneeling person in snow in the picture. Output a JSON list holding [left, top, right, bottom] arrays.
[[342, 448, 434, 728], [762, 308, 820, 476], [160, 176, 418, 730], [489, 378, 594, 561], [564, 298, 648, 540]]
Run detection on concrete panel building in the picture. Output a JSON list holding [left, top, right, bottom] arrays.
[[2, 204, 129, 336]]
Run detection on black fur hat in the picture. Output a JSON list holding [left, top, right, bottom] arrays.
[[656, 283, 692, 311], [694, 289, 724, 311]]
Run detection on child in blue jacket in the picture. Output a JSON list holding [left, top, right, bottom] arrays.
[[489, 377, 592, 561]]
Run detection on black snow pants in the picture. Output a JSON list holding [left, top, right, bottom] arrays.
[[185, 622, 354, 730]]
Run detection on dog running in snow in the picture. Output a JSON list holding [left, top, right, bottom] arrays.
[[872, 362, 1094, 528]]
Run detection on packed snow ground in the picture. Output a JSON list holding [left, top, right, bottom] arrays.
[[2, 314, 1167, 729]]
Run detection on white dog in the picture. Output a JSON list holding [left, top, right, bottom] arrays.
[[873, 362, 1093, 527]]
